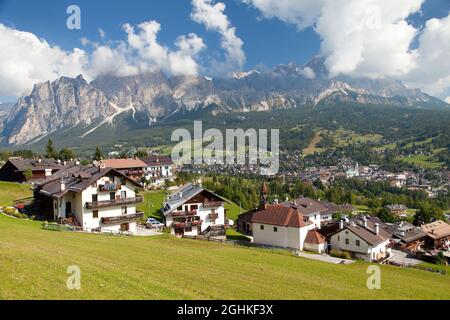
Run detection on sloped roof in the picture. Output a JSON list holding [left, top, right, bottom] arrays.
[[35, 165, 142, 199], [102, 158, 146, 169], [161, 183, 229, 216], [250, 205, 312, 228], [281, 197, 352, 216], [343, 223, 386, 246], [140, 156, 173, 166], [7, 158, 76, 172], [305, 230, 327, 244], [421, 220, 450, 240]]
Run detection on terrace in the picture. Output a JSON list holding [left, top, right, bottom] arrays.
[[101, 212, 144, 225], [85, 195, 144, 209]]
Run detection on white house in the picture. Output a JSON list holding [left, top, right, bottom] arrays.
[[330, 218, 391, 262], [161, 183, 228, 237], [34, 165, 144, 234], [281, 197, 355, 229], [141, 156, 175, 187], [250, 204, 326, 252]]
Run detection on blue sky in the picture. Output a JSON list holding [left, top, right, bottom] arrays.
[[0, 0, 449, 101]]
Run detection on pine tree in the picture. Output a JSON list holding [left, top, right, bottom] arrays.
[[45, 139, 57, 159], [93, 146, 103, 161]]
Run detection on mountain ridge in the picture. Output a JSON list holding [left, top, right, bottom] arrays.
[[1, 58, 448, 146]]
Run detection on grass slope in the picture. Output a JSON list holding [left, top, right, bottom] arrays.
[[137, 191, 167, 220], [0, 215, 449, 300], [0, 182, 33, 207]]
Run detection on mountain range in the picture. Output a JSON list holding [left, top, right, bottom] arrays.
[[1, 57, 448, 146]]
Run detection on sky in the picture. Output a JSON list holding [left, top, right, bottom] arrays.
[[0, 0, 449, 102]]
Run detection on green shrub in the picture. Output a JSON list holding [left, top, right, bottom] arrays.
[[330, 249, 351, 259]]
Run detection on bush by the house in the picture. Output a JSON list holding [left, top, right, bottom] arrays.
[[330, 249, 351, 259]]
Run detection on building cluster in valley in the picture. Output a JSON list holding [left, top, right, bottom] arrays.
[[183, 156, 450, 199], [236, 182, 450, 263], [0, 155, 449, 265]]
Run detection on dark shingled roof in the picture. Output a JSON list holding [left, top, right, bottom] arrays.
[[35, 165, 142, 199], [7, 158, 76, 172], [250, 205, 313, 228], [281, 197, 354, 216], [140, 156, 173, 166]]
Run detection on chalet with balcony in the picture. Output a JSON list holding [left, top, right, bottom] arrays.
[[161, 183, 228, 237], [141, 156, 175, 187], [421, 220, 450, 250], [0, 158, 77, 183], [330, 217, 391, 262], [102, 158, 147, 182], [34, 165, 144, 234]]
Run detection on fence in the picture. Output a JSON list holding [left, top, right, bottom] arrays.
[[42, 223, 134, 236], [389, 261, 447, 275]]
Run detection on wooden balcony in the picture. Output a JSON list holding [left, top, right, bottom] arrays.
[[99, 183, 122, 192], [86, 195, 144, 209], [101, 212, 144, 225], [172, 220, 202, 229], [171, 210, 198, 217], [203, 201, 224, 208]]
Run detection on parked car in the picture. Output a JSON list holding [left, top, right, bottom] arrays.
[[146, 218, 164, 229]]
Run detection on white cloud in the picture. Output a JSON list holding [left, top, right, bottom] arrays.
[[243, 0, 450, 98], [98, 28, 106, 39], [243, 0, 325, 29], [298, 66, 315, 79], [0, 23, 88, 97], [445, 97, 450, 104], [316, 0, 423, 79], [0, 21, 206, 97], [191, 0, 246, 74], [405, 13, 450, 97]]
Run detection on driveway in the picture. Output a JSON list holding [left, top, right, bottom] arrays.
[[296, 251, 355, 264], [389, 249, 423, 266], [134, 226, 163, 237]]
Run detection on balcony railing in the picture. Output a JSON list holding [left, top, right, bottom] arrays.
[[171, 210, 198, 217], [172, 220, 202, 229], [101, 212, 144, 225], [86, 195, 144, 209], [203, 201, 224, 208]]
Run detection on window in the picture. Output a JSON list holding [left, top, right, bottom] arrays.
[[121, 206, 127, 215], [356, 240, 360, 246], [92, 194, 98, 202], [191, 205, 198, 211], [260, 225, 265, 230], [121, 191, 127, 199], [273, 227, 278, 232], [93, 210, 98, 219], [345, 238, 349, 245]]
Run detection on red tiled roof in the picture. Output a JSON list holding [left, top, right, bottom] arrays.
[[250, 204, 312, 228], [304, 230, 326, 244], [102, 158, 146, 169]]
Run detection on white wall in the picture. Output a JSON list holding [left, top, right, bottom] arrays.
[[252, 223, 315, 250], [330, 229, 389, 262]]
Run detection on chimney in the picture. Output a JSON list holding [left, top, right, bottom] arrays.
[[60, 179, 66, 192], [339, 219, 344, 229], [363, 216, 367, 228], [375, 223, 380, 236], [57, 159, 61, 165], [38, 158, 42, 163], [63, 161, 67, 166], [75, 160, 80, 165], [274, 199, 279, 204]]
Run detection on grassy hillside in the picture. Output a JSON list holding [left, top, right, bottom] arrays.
[[0, 215, 449, 300], [0, 182, 33, 207]]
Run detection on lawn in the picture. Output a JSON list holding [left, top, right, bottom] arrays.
[[400, 155, 445, 169], [0, 215, 450, 300], [137, 190, 167, 220], [0, 182, 33, 207]]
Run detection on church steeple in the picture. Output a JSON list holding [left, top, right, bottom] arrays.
[[259, 180, 269, 209]]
